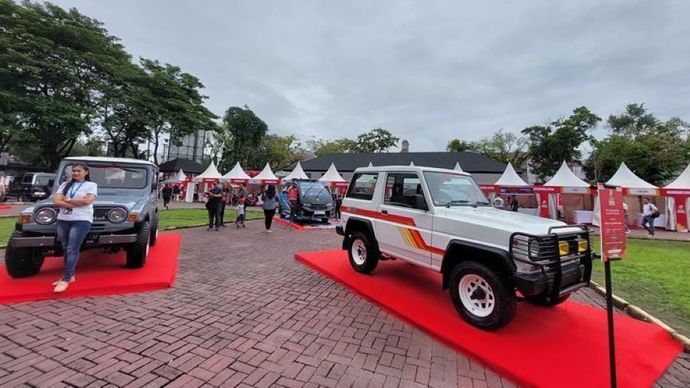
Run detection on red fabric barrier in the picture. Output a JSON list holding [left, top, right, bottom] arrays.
[[295, 249, 682, 388]]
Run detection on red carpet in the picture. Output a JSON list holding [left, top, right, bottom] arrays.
[[296, 250, 683, 388], [0, 233, 180, 304], [274, 217, 306, 231], [0, 205, 11, 211]]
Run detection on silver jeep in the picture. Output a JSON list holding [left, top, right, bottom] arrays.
[[5, 156, 160, 278]]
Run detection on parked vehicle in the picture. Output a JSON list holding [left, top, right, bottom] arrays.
[[279, 180, 334, 223], [336, 166, 592, 330], [5, 172, 56, 202], [5, 156, 159, 278]]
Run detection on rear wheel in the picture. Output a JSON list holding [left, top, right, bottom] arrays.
[[126, 221, 150, 268], [5, 231, 45, 278], [525, 293, 570, 306], [348, 232, 378, 274], [449, 261, 516, 331]]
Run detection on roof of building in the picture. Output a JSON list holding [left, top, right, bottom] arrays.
[[293, 152, 515, 174], [158, 158, 205, 174]]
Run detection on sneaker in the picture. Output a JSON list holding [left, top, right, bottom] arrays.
[[52, 276, 75, 286], [267, 229, 272, 233], [53, 280, 69, 293], [242, 224, 246, 228]]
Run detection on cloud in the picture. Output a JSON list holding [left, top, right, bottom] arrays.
[[49, 0, 690, 151]]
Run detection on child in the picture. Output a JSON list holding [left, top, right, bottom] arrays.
[[235, 196, 246, 228]]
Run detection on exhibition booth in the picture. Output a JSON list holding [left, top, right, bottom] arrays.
[[533, 161, 593, 224], [662, 162, 690, 232], [480, 162, 538, 215], [318, 163, 349, 195]]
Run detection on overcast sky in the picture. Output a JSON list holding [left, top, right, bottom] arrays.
[[48, 0, 690, 151]]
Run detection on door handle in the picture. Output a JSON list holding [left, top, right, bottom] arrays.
[[381, 210, 388, 214]]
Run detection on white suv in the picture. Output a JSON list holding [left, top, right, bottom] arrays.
[[336, 166, 592, 330]]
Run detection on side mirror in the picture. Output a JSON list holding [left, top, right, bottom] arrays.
[[414, 194, 428, 211]]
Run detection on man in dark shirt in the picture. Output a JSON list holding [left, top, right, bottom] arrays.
[[162, 184, 173, 209], [206, 181, 224, 231]]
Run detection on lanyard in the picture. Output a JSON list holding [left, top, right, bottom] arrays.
[[68, 182, 85, 199]]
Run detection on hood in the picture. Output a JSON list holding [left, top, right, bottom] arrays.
[[434, 206, 579, 236], [25, 194, 146, 213]]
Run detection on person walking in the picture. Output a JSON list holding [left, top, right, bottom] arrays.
[[641, 197, 659, 236], [262, 184, 278, 233], [235, 195, 246, 228], [206, 181, 223, 231], [510, 195, 519, 212], [162, 183, 173, 209], [220, 185, 229, 227], [52, 163, 98, 293], [172, 184, 181, 202]]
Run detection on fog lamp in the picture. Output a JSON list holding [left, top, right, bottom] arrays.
[[578, 240, 588, 253], [559, 241, 570, 256]]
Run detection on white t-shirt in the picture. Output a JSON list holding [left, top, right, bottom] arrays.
[[56, 181, 98, 222], [642, 203, 658, 216]]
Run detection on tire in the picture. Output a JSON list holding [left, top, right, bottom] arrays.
[[5, 231, 45, 278], [348, 232, 379, 274], [525, 293, 571, 306], [126, 221, 150, 269], [449, 261, 517, 331], [149, 215, 159, 247]]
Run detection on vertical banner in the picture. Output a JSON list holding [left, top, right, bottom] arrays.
[[673, 194, 689, 232], [598, 184, 626, 261]]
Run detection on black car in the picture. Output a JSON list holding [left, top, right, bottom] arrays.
[[279, 180, 335, 223], [5, 172, 56, 202]]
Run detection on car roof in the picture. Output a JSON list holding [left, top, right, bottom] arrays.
[[64, 156, 157, 167], [352, 165, 471, 176]]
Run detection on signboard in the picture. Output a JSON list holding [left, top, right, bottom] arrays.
[[598, 184, 626, 261], [499, 186, 533, 194]]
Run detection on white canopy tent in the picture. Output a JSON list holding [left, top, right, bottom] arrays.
[[482, 162, 535, 215], [252, 163, 279, 185], [494, 162, 529, 186], [164, 169, 186, 184], [536, 161, 592, 222], [282, 161, 309, 181], [223, 162, 252, 183], [454, 162, 464, 172], [593, 162, 660, 227], [663, 163, 690, 232], [193, 162, 223, 182], [319, 163, 349, 190]]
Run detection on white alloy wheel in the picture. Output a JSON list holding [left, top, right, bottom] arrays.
[[351, 239, 367, 265], [458, 274, 495, 318]]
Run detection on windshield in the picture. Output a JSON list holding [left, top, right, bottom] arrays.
[[297, 181, 330, 196], [423, 172, 489, 207], [60, 164, 149, 189], [35, 175, 54, 186]]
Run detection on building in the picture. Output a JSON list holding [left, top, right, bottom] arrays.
[[162, 130, 209, 164], [293, 151, 519, 184]]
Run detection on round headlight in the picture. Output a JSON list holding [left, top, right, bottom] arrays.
[[528, 240, 540, 259], [107, 208, 127, 224], [35, 208, 57, 225]]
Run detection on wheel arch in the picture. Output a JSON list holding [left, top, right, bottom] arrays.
[[343, 217, 378, 253], [441, 240, 516, 290]]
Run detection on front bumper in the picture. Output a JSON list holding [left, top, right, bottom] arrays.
[[11, 233, 138, 249], [514, 262, 589, 297]]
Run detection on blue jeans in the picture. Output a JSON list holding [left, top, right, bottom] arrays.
[[56, 220, 92, 281], [641, 215, 655, 235]]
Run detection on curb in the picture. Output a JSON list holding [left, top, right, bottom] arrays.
[[589, 281, 690, 353]]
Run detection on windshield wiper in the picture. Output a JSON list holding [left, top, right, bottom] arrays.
[[474, 201, 491, 206], [444, 200, 470, 207]]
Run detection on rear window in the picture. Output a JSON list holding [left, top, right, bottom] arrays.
[[346, 173, 378, 200], [22, 174, 34, 184]]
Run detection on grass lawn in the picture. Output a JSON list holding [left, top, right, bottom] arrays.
[[591, 239, 690, 337], [0, 208, 265, 246], [157, 208, 264, 230]]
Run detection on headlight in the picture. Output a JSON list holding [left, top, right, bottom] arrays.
[[559, 242, 570, 256], [578, 239, 588, 253], [35, 208, 57, 225], [107, 208, 127, 224], [528, 240, 540, 258]]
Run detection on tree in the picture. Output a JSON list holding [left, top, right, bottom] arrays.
[[446, 139, 473, 152], [306, 138, 357, 156], [351, 128, 399, 153], [588, 104, 690, 185], [218, 106, 268, 170], [468, 130, 529, 166], [523, 106, 601, 182]]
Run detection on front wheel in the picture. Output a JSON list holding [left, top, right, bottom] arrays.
[[5, 231, 45, 278], [126, 221, 150, 268], [149, 215, 159, 247], [348, 232, 378, 274], [525, 293, 570, 306], [449, 261, 516, 331]]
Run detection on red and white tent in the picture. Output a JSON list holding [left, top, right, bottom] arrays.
[[319, 163, 349, 189], [534, 161, 591, 221], [282, 161, 309, 181], [194, 162, 223, 183], [662, 163, 690, 232], [480, 162, 531, 196], [164, 168, 187, 184], [252, 163, 279, 185], [223, 162, 252, 184], [593, 162, 659, 227]]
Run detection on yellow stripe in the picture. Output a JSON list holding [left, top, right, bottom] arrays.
[[399, 228, 416, 248]]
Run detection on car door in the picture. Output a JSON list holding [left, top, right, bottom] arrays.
[[376, 172, 433, 268]]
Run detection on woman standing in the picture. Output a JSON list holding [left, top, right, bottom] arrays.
[[52, 163, 98, 293], [261, 184, 278, 233]]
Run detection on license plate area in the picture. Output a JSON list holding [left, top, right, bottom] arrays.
[[314, 211, 325, 215], [85, 233, 99, 244]]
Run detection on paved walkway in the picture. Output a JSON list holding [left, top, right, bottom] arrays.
[[0, 223, 687, 387]]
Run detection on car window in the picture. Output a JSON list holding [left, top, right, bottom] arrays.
[[60, 164, 149, 189], [22, 174, 34, 184], [346, 173, 378, 200], [384, 173, 426, 209], [35, 175, 53, 186], [423, 172, 488, 206]]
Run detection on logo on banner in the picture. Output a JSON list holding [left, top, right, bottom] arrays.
[[598, 184, 626, 261]]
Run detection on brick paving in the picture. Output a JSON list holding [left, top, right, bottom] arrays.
[[0, 222, 687, 387]]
